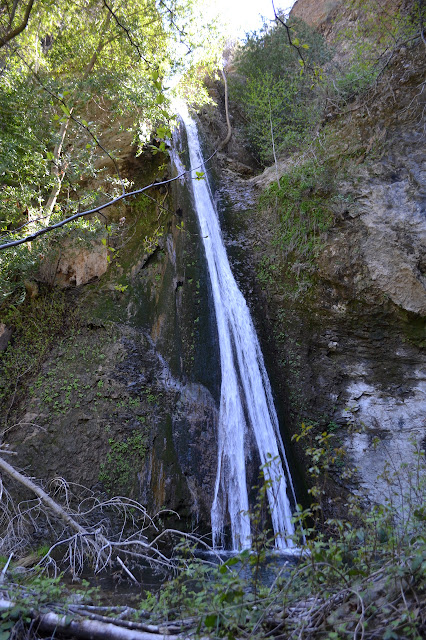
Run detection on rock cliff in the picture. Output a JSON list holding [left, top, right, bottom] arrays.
[[201, 1, 425, 510]]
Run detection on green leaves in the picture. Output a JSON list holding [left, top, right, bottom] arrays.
[[204, 614, 217, 628], [60, 104, 71, 117]]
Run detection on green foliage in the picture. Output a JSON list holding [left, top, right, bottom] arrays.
[[99, 431, 147, 494], [264, 162, 334, 260], [256, 161, 334, 299], [140, 436, 426, 639], [0, 77, 53, 229], [0, 0, 209, 257], [0, 569, 98, 639], [328, 0, 424, 103], [0, 215, 105, 301], [230, 15, 329, 164], [0, 291, 68, 424], [230, 2, 424, 166]]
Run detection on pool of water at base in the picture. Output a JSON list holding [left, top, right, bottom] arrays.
[[67, 549, 300, 607]]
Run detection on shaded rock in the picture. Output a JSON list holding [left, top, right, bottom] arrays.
[[0, 323, 12, 352]]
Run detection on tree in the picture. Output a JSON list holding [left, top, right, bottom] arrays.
[[229, 13, 329, 165]]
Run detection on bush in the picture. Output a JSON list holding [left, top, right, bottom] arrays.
[[229, 15, 330, 165], [140, 433, 426, 639]]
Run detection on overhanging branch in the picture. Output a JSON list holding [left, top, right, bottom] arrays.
[[0, 0, 35, 48], [102, 0, 153, 68], [271, 0, 312, 72], [0, 146, 218, 251]]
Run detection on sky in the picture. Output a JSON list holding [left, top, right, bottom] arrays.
[[209, 0, 297, 38]]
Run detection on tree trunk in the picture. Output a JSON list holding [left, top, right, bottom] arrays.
[[0, 456, 86, 536], [43, 113, 72, 224]]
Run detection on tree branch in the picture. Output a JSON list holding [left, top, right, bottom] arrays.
[[218, 68, 232, 150], [102, 0, 153, 68], [158, 0, 192, 53], [0, 0, 35, 48], [13, 48, 126, 195], [271, 0, 312, 71], [0, 599, 181, 640], [0, 146, 219, 251]]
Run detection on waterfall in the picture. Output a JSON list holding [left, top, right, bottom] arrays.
[[175, 104, 296, 551]]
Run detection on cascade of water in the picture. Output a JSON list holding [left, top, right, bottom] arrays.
[[175, 105, 297, 551]]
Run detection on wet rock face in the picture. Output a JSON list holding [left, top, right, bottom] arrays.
[[3, 138, 220, 534], [8, 323, 217, 526]]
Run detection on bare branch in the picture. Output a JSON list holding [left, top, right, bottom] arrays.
[[271, 0, 312, 71], [158, 0, 192, 53], [218, 68, 232, 150]]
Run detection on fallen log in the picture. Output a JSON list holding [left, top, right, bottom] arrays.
[[0, 598, 181, 640]]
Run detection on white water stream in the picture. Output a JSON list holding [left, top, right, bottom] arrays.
[[175, 105, 296, 550]]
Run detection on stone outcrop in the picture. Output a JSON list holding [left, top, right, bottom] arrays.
[[290, 0, 343, 28], [39, 236, 108, 287], [0, 323, 12, 352]]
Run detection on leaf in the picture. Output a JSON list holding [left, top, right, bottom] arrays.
[[411, 555, 423, 572], [81, 119, 88, 127], [60, 104, 70, 117], [204, 614, 217, 628], [0, 621, 14, 630]]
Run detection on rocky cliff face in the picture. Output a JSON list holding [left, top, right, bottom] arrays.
[[1, 117, 220, 536], [1, 1, 424, 545], [200, 4, 425, 510]]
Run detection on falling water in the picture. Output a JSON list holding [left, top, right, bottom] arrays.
[[175, 105, 296, 551]]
